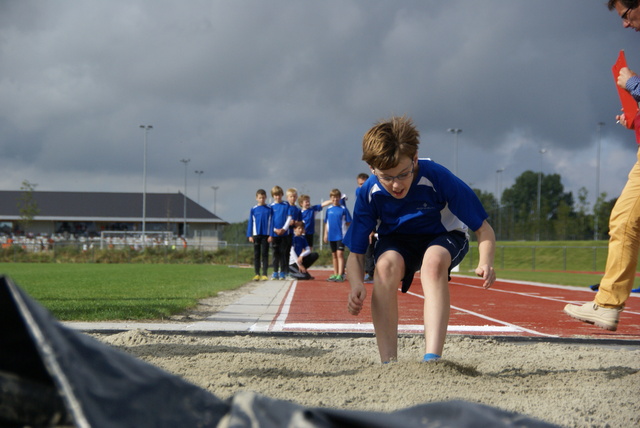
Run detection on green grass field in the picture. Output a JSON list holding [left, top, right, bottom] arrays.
[[1, 263, 250, 321], [3, 240, 638, 322]]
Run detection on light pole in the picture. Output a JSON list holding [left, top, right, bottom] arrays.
[[180, 159, 190, 237], [537, 148, 547, 241], [595, 122, 605, 240], [447, 128, 462, 176], [211, 186, 219, 214], [496, 168, 504, 239], [139, 125, 153, 244], [194, 170, 204, 203]]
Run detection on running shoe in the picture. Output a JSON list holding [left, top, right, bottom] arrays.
[[271, 272, 279, 280], [260, 275, 269, 281], [327, 275, 338, 282], [632, 287, 640, 293], [334, 274, 345, 283], [252, 275, 260, 281], [279, 272, 287, 280]]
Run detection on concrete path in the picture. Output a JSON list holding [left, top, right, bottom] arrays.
[[64, 279, 292, 333]]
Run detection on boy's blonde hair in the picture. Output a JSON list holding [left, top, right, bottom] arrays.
[[330, 188, 342, 198], [271, 185, 283, 197], [286, 188, 298, 196], [362, 115, 420, 170], [298, 194, 310, 207]]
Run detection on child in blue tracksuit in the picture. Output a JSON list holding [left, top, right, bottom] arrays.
[[270, 185, 292, 280], [298, 194, 331, 249], [247, 189, 272, 280], [288, 223, 319, 280], [324, 188, 352, 282]]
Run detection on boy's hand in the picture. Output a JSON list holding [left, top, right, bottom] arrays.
[[348, 283, 366, 316], [248, 237, 254, 243], [475, 264, 496, 289]]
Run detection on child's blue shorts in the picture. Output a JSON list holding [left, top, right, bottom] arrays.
[[374, 231, 468, 293]]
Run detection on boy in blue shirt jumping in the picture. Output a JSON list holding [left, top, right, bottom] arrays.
[[344, 116, 496, 364]]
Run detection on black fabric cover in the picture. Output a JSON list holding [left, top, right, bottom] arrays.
[[0, 275, 557, 427]]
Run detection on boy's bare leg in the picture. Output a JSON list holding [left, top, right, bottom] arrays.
[[331, 252, 339, 276], [336, 250, 345, 276], [421, 246, 452, 357], [371, 251, 404, 363]]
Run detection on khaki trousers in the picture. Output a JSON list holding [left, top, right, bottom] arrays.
[[595, 146, 640, 308]]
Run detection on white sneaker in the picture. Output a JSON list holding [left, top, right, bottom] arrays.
[[563, 302, 622, 331]]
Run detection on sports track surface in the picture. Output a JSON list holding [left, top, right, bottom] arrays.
[[269, 270, 640, 342]]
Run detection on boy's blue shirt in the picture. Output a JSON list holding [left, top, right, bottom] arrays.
[[325, 204, 352, 242], [344, 158, 488, 254], [247, 204, 273, 237], [300, 205, 323, 235], [288, 204, 302, 235], [270, 201, 290, 237]]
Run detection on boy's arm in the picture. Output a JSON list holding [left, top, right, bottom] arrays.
[[474, 220, 496, 289], [346, 252, 366, 315]]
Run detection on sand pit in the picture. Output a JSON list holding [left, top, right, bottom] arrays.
[[90, 310, 639, 426]]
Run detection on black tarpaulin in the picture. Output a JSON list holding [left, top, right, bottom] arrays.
[[0, 275, 557, 427]]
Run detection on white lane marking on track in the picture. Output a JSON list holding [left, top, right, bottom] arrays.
[[282, 323, 521, 333], [269, 281, 297, 331], [405, 290, 557, 337], [450, 279, 640, 316]]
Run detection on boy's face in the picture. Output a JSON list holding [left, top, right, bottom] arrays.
[[372, 155, 416, 199], [357, 177, 366, 188], [301, 199, 310, 209], [330, 195, 341, 206], [273, 193, 283, 202], [287, 192, 298, 205], [256, 194, 267, 205], [294, 226, 304, 236]]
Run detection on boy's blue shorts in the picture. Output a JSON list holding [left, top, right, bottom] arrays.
[[374, 231, 469, 293]]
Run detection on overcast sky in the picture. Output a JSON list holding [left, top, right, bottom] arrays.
[[1, 1, 638, 224]]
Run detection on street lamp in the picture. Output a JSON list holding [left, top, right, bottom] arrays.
[[139, 125, 153, 244], [496, 168, 504, 239], [194, 170, 204, 203], [595, 122, 605, 240], [447, 128, 462, 176], [211, 186, 219, 214], [180, 159, 190, 237], [537, 148, 547, 241]]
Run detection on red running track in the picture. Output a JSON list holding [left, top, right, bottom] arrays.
[[268, 270, 640, 341]]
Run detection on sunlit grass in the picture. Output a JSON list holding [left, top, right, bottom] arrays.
[[0, 263, 251, 321]]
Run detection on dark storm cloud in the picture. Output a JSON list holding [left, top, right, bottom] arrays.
[[0, 1, 637, 221]]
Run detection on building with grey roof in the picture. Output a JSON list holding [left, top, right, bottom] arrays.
[[0, 191, 227, 241]]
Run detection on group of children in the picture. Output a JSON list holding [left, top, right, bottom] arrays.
[[247, 186, 352, 282]]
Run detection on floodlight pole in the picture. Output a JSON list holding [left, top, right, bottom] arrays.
[[211, 186, 219, 214], [140, 125, 153, 245], [180, 158, 190, 237], [195, 170, 204, 203], [537, 148, 547, 241], [447, 128, 462, 176]]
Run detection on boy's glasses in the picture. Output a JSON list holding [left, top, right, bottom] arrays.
[[375, 164, 414, 184], [622, 7, 634, 23]]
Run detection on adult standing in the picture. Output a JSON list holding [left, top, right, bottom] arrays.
[[564, 0, 640, 330]]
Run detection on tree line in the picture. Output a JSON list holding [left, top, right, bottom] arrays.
[[474, 170, 614, 241]]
